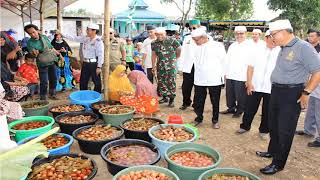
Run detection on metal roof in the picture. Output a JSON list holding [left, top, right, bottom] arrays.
[[0, 0, 77, 20]]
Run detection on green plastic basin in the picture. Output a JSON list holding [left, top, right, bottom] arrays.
[[8, 116, 55, 142], [112, 165, 180, 180], [99, 105, 135, 126], [20, 100, 50, 116], [198, 168, 261, 180], [164, 143, 222, 180]]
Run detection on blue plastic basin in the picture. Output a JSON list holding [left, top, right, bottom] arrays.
[[69, 90, 102, 109], [17, 133, 74, 155]]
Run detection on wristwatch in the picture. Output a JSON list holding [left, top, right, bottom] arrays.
[[302, 89, 311, 96]]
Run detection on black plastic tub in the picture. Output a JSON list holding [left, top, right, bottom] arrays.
[[49, 104, 86, 118], [55, 112, 98, 135], [72, 124, 124, 154], [27, 153, 98, 180], [90, 100, 119, 119], [100, 139, 161, 175], [120, 117, 165, 142]]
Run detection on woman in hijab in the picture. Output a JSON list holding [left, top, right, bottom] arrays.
[[51, 33, 72, 57], [128, 70, 157, 97], [108, 65, 134, 101]]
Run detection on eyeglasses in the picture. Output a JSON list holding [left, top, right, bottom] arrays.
[[270, 30, 282, 39], [235, 32, 245, 36]]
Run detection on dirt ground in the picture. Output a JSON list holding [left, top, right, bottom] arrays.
[[48, 74, 320, 180]]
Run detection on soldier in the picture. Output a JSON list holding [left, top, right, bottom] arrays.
[[62, 23, 104, 93], [256, 20, 320, 175], [152, 27, 181, 107], [109, 28, 126, 71]]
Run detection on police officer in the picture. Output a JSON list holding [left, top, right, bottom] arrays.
[[256, 20, 320, 175], [62, 23, 104, 93], [109, 28, 126, 71]]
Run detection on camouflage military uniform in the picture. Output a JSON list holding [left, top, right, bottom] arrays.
[[110, 38, 125, 71], [151, 38, 180, 98]]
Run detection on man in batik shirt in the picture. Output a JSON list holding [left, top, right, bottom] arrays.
[[152, 27, 181, 107]]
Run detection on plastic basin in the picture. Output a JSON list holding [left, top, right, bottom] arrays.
[[20, 100, 50, 116], [165, 143, 222, 180], [148, 124, 197, 158], [99, 105, 135, 127], [69, 90, 102, 109], [72, 124, 124, 154], [198, 168, 261, 180], [55, 112, 99, 135], [90, 100, 119, 119], [100, 139, 161, 175], [112, 165, 180, 180], [26, 154, 98, 180], [17, 133, 74, 155], [8, 116, 55, 142], [49, 104, 86, 118], [120, 117, 165, 142]]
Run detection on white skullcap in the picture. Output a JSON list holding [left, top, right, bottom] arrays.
[[199, 26, 207, 32], [109, 28, 115, 33], [265, 30, 271, 37], [87, 23, 99, 30], [191, 28, 207, 37], [155, 27, 166, 33], [234, 26, 247, 32], [253, 29, 262, 34], [269, 19, 293, 32]]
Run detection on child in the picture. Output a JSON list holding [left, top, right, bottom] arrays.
[[133, 42, 145, 73], [125, 38, 135, 71], [17, 53, 39, 99]]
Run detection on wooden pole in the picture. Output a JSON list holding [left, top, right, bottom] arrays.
[[39, 0, 44, 33], [103, 0, 111, 100], [28, 0, 32, 23], [56, 0, 61, 31], [21, 5, 26, 37]]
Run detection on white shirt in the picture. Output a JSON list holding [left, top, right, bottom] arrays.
[[178, 35, 196, 72], [193, 39, 226, 86], [63, 34, 104, 68], [249, 46, 280, 94], [141, 37, 156, 68], [225, 40, 251, 81]]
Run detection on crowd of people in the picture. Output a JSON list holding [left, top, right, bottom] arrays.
[[1, 18, 320, 175]]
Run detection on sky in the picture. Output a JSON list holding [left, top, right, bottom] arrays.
[[64, 0, 280, 21]]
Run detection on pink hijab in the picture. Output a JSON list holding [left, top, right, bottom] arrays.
[[128, 70, 158, 97]]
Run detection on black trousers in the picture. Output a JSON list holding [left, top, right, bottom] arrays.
[[193, 85, 222, 124], [38, 64, 57, 96], [80, 62, 101, 93], [182, 66, 194, 106], [267, 84, 303, 168], [126, 62, 135, 71], [146, 68, 154, 83], [226, 79, 247, 113], [240, 92, 270, 133]]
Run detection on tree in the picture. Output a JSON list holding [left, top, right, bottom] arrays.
[[195, 0, 253, 21], [161, 0, 196, 35], [267, 0, 320, 36]]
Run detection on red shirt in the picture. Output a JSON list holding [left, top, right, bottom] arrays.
[[18, 63, 39, 84]]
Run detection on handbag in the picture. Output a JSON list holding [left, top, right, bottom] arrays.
[[37, 36, 57, 64]]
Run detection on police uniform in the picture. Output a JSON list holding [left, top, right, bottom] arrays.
[[109, 38, 125, 71], [260, 20, 320, 172], [63, 24, 104, 93]]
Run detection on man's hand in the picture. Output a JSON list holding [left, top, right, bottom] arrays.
[[245, 81, 254, 95], [121, 61, 126, 66], [152, 67, 157, 75], [96, 67, 102, 76], [60, 47, 66, 53], [32, 49, 40, 57], [297, 94, 309, 109]]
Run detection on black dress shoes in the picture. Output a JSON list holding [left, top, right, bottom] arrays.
[[179, 104, 189, 110], [168, 98, 175, 107], [256, 151, 272, 158], [260, 164, 283, 175], [232, 111, 243, 118], [220, 109, 236, 114], [159, 97, 168, 104]]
